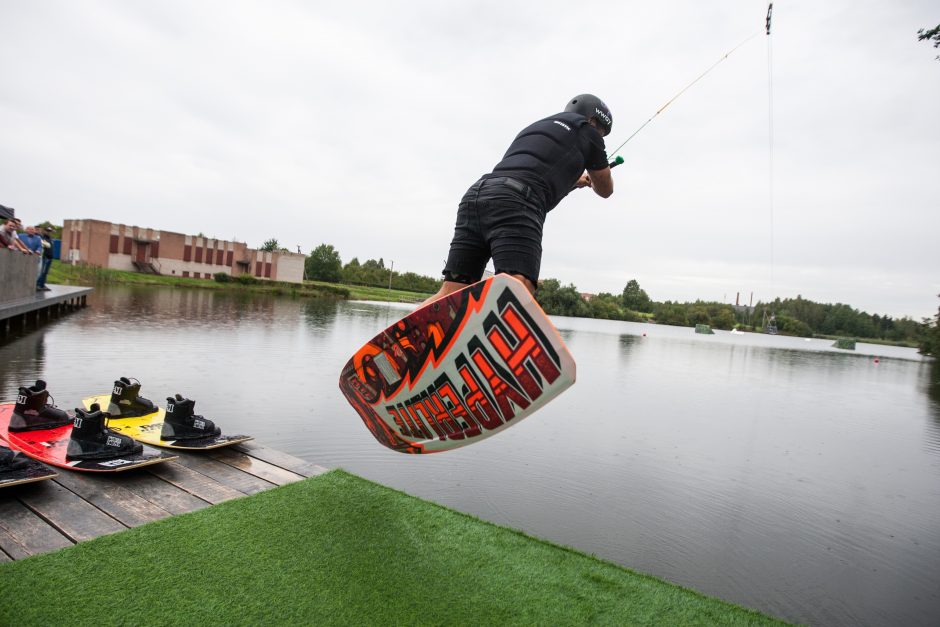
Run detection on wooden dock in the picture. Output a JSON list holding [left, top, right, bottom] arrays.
[[0, 442, 328, 561], [0, 284, 93, 335]]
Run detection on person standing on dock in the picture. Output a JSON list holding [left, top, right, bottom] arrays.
[[19, 225, 43, 256], [36, 226, 55, 291]]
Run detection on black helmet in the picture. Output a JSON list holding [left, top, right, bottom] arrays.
[[564, 94, 612, 136]]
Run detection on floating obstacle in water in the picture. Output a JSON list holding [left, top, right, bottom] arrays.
[[832, 338, 856, 350], [695, 324, 715, 335]]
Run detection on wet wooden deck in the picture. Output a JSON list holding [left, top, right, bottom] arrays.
[[0, 442, 328, 561], [0, 284, 93, 335]]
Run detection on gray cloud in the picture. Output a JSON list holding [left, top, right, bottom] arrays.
[[1, 0, 937, 318]]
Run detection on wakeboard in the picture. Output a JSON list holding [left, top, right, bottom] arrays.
[[0, 442, 57, 488], [0, 405, 176, 472], [81, 396, 253, 450], [339, 274, 576, 453]]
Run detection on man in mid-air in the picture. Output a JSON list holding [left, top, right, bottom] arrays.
[[427, 94, 615, 302]]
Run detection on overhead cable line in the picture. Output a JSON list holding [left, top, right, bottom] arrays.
[[607, 29, 763, 157]]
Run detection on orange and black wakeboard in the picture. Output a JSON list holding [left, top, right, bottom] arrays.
[[338, 274, 576, 453]]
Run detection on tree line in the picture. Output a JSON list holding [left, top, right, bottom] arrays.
[[299, 241, 938, 354], [535, 278, 935, 353], [304, 243, 441, 293]]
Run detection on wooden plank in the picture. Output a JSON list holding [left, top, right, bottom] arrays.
[[0, 497, 73, 556], [146, 461, 244, 505], [0, 525, 33, 561], [18, 481, 127, 542], [171, 452, 277, 495], [210, 449, 305, 486], [231, 441, 329, 478], [102, 471, 211, 516], [51, 471, 173, 528], [0, 446, 328, 561]]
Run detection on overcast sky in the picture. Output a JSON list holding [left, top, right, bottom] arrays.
[[1, 1, 937, 319]]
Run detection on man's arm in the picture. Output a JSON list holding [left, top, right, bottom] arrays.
[[575, 167, 613, 198], [587, 167, 613, 198], [11, 236, 32, 254]]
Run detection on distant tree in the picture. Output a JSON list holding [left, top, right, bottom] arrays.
[[622, 279, 653, 313], [654, 301, 689, 327], [536, 279, 589, 317], [775, 314, 812, 337], [918, 24, 940, 60], [35, 221, 61, 240], [260, 238, 280, 252], [710, 307, 737, 331], [306, 244, 342, 282], [588, 293, 626, 320], [919, 295, 940, 356]]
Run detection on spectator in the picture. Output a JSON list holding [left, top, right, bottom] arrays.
[[36, 226, 55, 291], [19, 225, 43, 256], [1, 219, 32, 254]]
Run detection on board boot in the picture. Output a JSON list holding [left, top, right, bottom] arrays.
[[162, 394, 221, 440], [108, 377, 157, 418], [9, 380, 72, 432], [67, 404, 143, 460], [0, 445, 29, 472]]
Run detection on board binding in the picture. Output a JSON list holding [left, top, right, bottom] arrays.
[[82, 395, 252, 450], [0, 404, 177, 472]]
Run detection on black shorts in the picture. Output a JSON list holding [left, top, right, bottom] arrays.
[[442, 177, 545, 285]]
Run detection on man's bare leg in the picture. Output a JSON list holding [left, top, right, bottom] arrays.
[[421, 274, 535, 307], [510, 274, 536, 295], [420, 280, 469, 307]]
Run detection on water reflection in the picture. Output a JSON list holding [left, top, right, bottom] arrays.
[[303, 298, 339, 331], [0, 332, 47, 402], [0, 286, 937, 627], [923, 361, 940, 456]]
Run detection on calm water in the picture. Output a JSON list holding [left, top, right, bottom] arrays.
[[1, 286, 938, 627]]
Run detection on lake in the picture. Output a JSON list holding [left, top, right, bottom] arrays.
[[1, 286, 937, 627]]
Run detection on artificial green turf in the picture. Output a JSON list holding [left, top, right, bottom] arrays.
[[0, 470, 788, 626]]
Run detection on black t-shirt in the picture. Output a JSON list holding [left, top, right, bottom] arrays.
[[42, 235, 54, 259], [484, 111, 608, 213]]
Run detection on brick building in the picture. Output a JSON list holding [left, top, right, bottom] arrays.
[[62, 219, 305, 283]]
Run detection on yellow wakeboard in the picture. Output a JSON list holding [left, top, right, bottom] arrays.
[[82, 395, 253, 450]]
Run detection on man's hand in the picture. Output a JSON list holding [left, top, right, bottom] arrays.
[[575, 173, 592, 189]]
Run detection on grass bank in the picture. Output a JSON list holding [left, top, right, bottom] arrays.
[[47, 262, 433, 303], [0, 470, 787, 626]]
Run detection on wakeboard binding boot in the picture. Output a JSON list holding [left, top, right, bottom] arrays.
[[9, 379, 72, 432], [0, 445, 29, 472], [108, 377, 157, 418], [66, 404, 143, 460], [162, 394, 221, 441]]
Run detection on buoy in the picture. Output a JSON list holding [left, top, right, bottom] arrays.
[[874, 358, 880, 364]]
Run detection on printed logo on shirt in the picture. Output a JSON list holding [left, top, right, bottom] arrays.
[[553, 120, 572, 131]]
